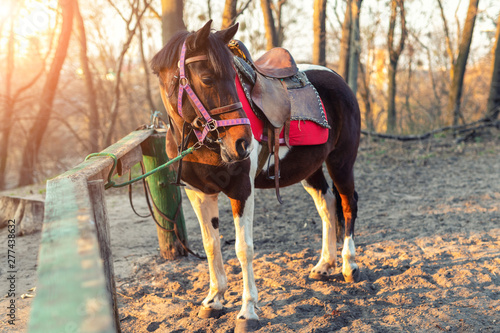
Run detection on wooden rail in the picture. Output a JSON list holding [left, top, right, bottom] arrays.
[[28, 130, 154, 333]]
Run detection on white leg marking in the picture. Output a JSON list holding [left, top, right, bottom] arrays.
[[184, 189, 227, 310], [232, 137, 259, 320], [342, 236, 359, 282], [302, 181, 337, 278]]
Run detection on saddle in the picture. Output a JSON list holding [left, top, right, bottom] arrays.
[[228, 40, 329, 203]]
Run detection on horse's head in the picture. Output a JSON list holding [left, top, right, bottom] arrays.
[[151, 20, 253, 163]]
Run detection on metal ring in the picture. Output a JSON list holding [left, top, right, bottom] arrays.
[[179, 77, 189, 86], [206, 119, 218, 131]]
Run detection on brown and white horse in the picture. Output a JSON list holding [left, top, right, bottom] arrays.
[[151, 20, 360, 328]]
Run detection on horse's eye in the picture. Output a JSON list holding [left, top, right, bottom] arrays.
[[201, 76, 215, 86]]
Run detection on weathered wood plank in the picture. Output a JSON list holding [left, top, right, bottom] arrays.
[[0, 196, 44, 235], [117, 145, 143, 176], [29, 130, 155, 333], [58, 129, 154, 182], [88, 180, 120, 332], [28, 177, 114, 333]]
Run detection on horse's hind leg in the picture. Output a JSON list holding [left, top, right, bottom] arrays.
[[302, 168, 338, 280], [184, 188, 227, 318], [326, 161, 360, 283]]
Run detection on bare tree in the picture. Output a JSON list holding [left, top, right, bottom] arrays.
[[222, 0, 253, 29], [411, 30, 443, 127], [338, 0, 352, 81], [358, 60, 374, 131], [438, 0, 480, 126], [347, 0, 362, 94], [17, 0, 75, 186], [162, 0, 185, 46], [0, 3, 45, 189], [486, 12, 500, 121], [261, 0, 278, 49], [386, 0, 406, 133], [261, 0, 287, 50], [103, 0, 151, 147], [74, 0, 99, 152], [313, 0, 327, 66], [138, 22, 156, 113]]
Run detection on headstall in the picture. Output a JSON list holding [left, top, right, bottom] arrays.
[[176, 40, 250, 145]]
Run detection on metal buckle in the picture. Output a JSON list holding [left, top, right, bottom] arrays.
[[206, 119, 218, 131], [192, 141, 203, 150]]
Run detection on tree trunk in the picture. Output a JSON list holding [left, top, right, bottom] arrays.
[[387, 61, 398, 133], [222, 0, 238, 29], [161, 0, 185, 46], [404, 49, 414, 132], [0, 18, 15, 190], [313, 0, 327, 66], [359, 60, 374, 131], [18, 0, 75, 187], [447, 0, 479, 126], [75, 0, 99, 153], [485, 13, 500, 121], [347, 0, 362, 94], [386, 0, 406, 133], [261, 0, 278, 50], [338, 0, 352, 81]]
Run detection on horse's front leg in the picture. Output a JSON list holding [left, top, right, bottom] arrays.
[[184, 188, 227, 318], [230, 187, 258, 321]]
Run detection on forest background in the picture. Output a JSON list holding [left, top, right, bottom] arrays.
[[0, 0, 499, 190]]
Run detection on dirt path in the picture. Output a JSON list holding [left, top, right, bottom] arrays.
[[1, 134, 499, 332]]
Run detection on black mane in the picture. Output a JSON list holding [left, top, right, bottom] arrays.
[[150, 29, 233, 79]]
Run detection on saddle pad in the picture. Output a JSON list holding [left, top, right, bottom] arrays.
[[236, 76, 329, 146]]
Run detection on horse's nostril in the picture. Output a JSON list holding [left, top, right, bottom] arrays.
[[235, 138, 250, 159]]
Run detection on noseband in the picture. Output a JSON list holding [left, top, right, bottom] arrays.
[[177, 41, 250, 145]]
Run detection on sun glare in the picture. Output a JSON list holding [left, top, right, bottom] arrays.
[[0, 0, 57, 54]]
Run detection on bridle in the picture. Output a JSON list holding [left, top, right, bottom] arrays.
[[176, 40, 250, 146]]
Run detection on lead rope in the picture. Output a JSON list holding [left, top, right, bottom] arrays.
[[126, 160, 206, 260], [138, 161, 206, 260]]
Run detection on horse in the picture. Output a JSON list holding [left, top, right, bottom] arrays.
[[151, 20, 360, 331]]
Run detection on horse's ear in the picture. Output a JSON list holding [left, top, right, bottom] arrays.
[[190, 20, 213, 50], [215, 23, 239, 44]]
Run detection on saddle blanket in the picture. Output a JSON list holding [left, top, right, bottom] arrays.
[[235, 76, 329, 146]]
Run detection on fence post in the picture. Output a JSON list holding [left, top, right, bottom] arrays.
[[141, 129, 188, 259]]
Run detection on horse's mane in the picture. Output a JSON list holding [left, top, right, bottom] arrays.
[[150, 29, 233, 79]]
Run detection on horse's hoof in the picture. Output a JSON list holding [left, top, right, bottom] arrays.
[[234, 319, 260, 333], [198, 307, 224, 319], [308, 271, 329, 281], [343, 267, 360, 283]]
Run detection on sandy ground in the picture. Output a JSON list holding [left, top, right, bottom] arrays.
[[1, 131, 499, 333]]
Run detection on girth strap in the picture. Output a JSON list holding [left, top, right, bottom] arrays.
[[266, 126, 283, 204]]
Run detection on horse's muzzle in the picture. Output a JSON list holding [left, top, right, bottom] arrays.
[[221, 138, 252, 162]]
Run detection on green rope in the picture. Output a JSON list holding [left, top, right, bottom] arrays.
[[85, 146, 195, 189]]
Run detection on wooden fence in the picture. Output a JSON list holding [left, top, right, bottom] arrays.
[[28, 129, 183, 333]]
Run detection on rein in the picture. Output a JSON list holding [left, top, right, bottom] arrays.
[[176, 40, 250, 144]]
